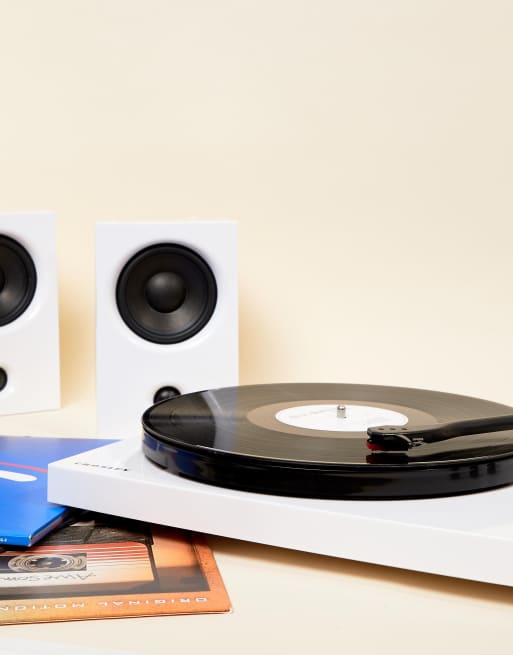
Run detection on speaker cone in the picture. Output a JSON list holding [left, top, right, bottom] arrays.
[[116, 244, 217, 344], [0, 236, 37, 327]]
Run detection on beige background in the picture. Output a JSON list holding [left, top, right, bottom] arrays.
[[1, 1, 513, 652], [1, 0, 513, 435]]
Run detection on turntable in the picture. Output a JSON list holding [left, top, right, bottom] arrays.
[[48, 383, 513, 587]]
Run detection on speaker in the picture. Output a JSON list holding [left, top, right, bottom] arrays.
[[96, 221, 238, 437], [0, 212, 61, 415]]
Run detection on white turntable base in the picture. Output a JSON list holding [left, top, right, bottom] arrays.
[[48, 439, 513, 587]]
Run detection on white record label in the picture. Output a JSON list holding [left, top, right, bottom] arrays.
[[275, 404, 408, 432]]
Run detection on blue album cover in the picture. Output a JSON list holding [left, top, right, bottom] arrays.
[[0, 436, 115, 547]]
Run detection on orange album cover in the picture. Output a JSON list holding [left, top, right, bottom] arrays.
[[0, 514, 231, 624]]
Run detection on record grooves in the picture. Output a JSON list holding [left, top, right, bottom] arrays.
[[142, 384, 513, 499]]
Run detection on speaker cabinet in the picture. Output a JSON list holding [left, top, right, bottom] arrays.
[[96, 221, 238, 437], [0, 212, 61, 415]]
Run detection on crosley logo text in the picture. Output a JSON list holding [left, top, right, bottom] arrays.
[[73, 462, 130, 472]]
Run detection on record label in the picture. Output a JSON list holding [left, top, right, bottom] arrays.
[[275, 404, 408, 433]]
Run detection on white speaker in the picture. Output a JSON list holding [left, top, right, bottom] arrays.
[[0, 212, 61, 415], [96, 220, 238, 437]]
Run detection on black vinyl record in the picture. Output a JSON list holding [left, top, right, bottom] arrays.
[[141, 383, 513, 499]]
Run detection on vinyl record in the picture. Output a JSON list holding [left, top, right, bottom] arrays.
[[141, 383, 513, 499]]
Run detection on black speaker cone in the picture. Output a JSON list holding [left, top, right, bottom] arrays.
[[0, 236, 37, 327], [116, 244, 217, 344]]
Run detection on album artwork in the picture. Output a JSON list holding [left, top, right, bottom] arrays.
[[0, 514, 231, 625], [0, 436, 114, 546]]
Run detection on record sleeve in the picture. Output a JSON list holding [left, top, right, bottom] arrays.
[[0, 513, 230, 624], [0, 436, 114, 546]]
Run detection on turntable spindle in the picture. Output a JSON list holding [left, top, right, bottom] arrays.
[[337, 405, 347, 419]]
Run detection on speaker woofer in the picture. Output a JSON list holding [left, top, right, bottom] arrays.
[[116, 244, 217, 344], [0, 236, 37, 327]]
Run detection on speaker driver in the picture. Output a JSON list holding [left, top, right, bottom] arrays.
[[0, 235, 37, 327], [116, 244, 217, 344]]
